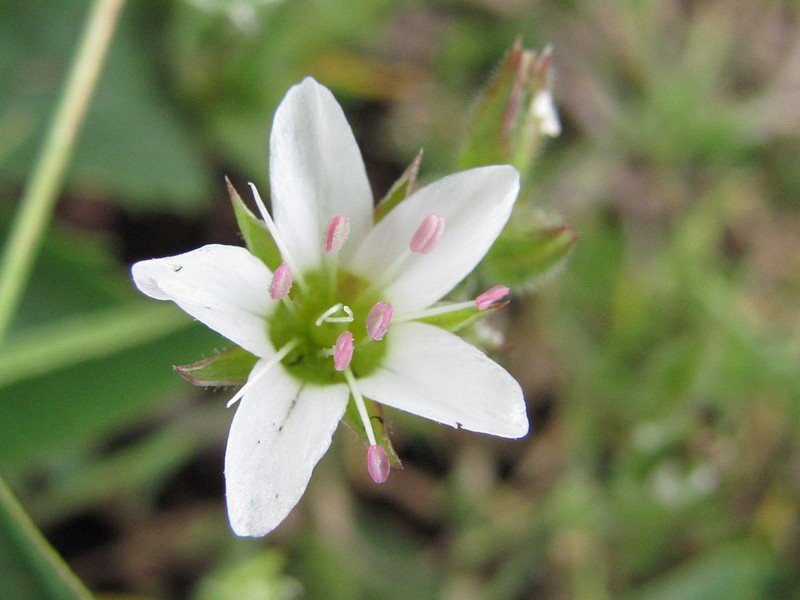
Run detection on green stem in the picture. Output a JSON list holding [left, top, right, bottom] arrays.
[[0, 0, 126, 343]]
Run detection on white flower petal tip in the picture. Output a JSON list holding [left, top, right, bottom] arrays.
[[367, 445, 390, 483], [270, 77, 373, 272], [351, 165, 520, 312], [358, 322, 529, 439], [130, 244, 275, 357], [225, 368, 349, 537]]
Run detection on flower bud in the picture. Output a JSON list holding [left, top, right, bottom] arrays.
[[459, 39, 560, 181]]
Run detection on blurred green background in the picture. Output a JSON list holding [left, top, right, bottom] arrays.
[[2, 0, 800, 598]]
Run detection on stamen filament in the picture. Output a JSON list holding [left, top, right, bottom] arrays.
[[281, 296, 298, 317], [315, 302, 342, 326], [364, 214, 447, 297], [395, 300, 476, 323], [343, 368, 377, 446], [363, 249, 411, 297], [397, 286, 511, 322], [226, 338, 301, 407], [248, 182, 307, 289]]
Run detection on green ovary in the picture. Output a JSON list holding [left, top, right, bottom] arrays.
[[267, 268, 387, 385]]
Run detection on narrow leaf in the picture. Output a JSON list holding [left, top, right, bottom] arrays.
[[0, 476, 94, 600]]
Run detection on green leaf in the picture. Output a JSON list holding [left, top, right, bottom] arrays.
[[26, 403, 226, 526], [483, 218, 577, 290], [227, 177, 282, 269], [176, 345, 258, 387], [374, 149, 423, 223], [0, 313, 222, 468], [0, 476, 94, 600], [0, 302, 190, 389], [0, 214, 224, 468], [342, 399, 402, 469]]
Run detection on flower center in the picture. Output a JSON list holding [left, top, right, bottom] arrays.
[[267, 268, 387, 385]]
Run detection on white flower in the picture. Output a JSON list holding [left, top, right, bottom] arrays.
[[132, 78, 528, 537]]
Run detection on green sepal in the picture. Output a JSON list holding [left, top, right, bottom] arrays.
[[343, 398, 403, 469], [459, 40, 521, 171], [175, 345, 258, 387], [226, 177, 282, 269], [458, 39, 556, 181], [374, 149, 423, 223], [417, 301, 506, 333], [484, 218, 578, 290]]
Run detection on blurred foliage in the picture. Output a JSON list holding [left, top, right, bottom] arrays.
[[0, 478, 93, 600], [2, 0, 800, 599]]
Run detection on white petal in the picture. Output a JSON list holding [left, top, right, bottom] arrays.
[[225, 364, 349, 536], [270, 77, 374, 272], [131, 244, 274, 357], [532, 90, 562, 137], [350, 165, 519, 312], [358, 322, 528, 438]]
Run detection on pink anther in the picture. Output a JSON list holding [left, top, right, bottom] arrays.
[[366, 302, 393, 340], [269, 263, 293, 300], [324, 214, 350, 254], [367, 444, 390, 483], [475, 285, 510, 310], [410, 214, 446, 254], [333, 331, 354, 371]]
